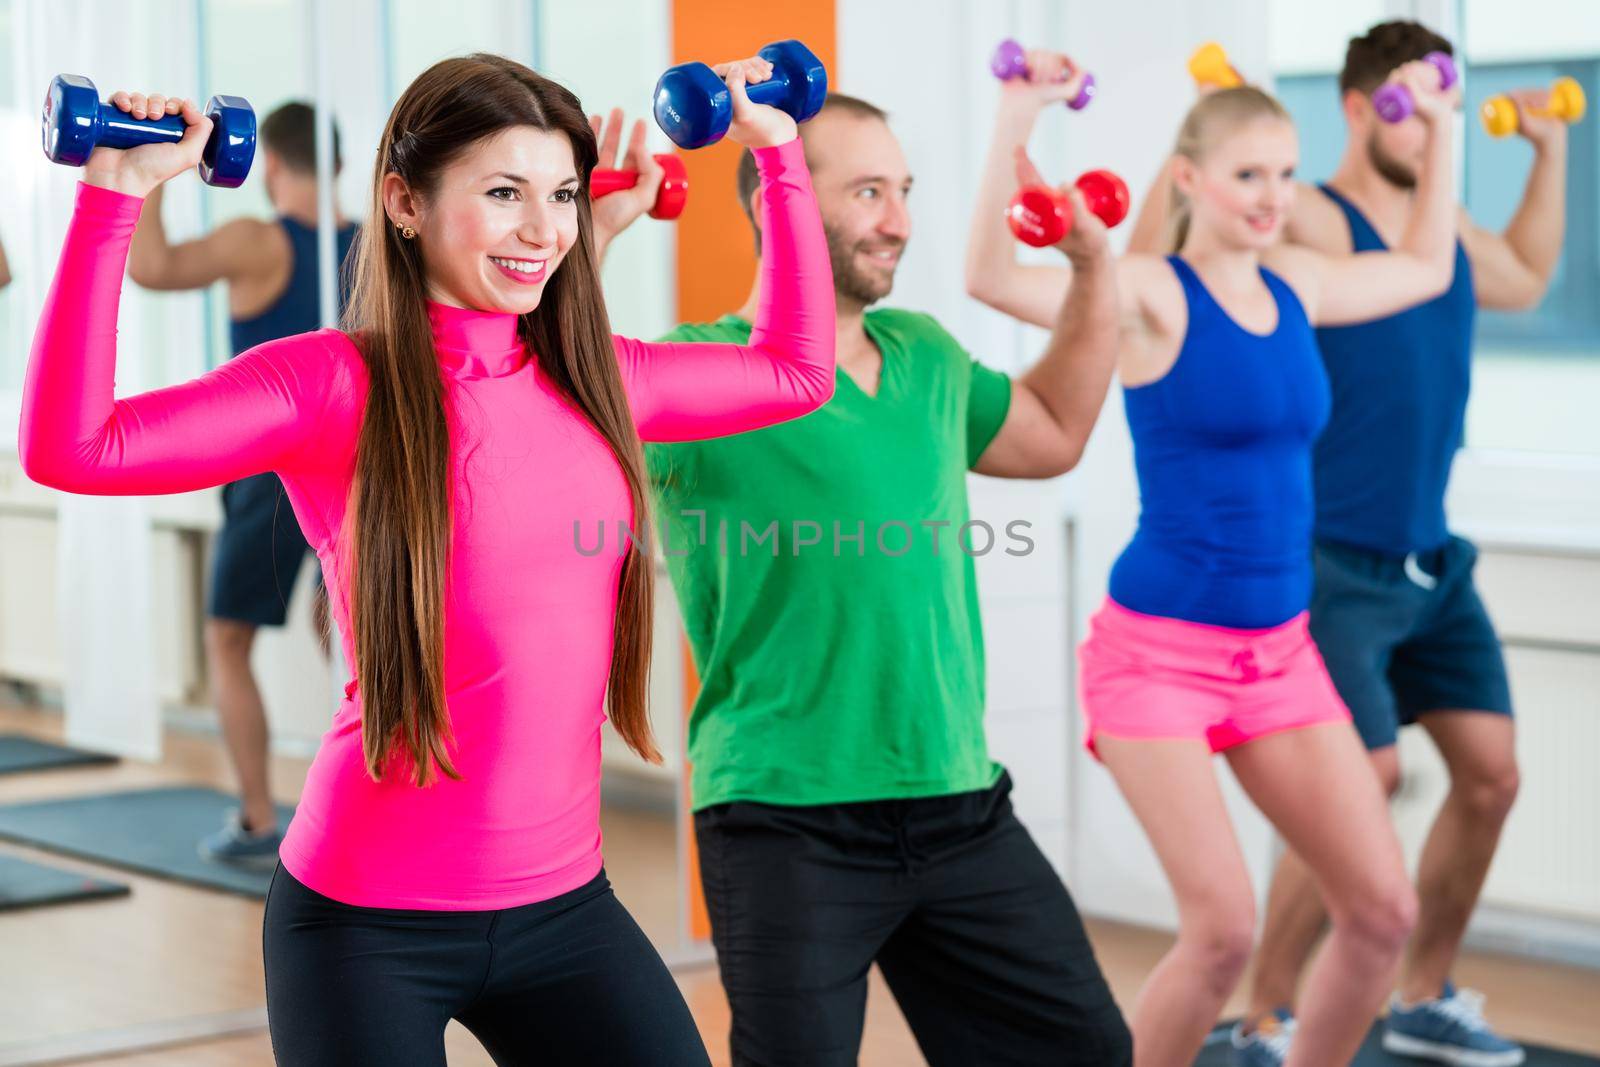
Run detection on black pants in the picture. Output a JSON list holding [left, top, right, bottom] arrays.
[[695, 772, 1131, 1066], [263, 865, 709, 1066]]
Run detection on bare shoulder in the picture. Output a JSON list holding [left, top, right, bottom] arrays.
[[1260, 243, 1321, 306], [1119, 253, 1184, 335], [220, 219, 294, 314], [1287, 182, 1350, 255], [1456, 203, 1493, 249], [213, 215, 280, 247], [1116, 254, 1185, 388]]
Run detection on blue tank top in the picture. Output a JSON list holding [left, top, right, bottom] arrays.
[[229, 217, 359, 357], [1108, 257, 1331, 629], [1311, 185, 1474, 556]]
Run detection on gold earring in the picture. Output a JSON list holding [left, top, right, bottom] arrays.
[[399, 223, 417, 240]]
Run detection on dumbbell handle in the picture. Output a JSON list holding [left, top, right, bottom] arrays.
[[738, 65, 802, 112], [591, 154, 688, 220], [88, 102, 190, 151]]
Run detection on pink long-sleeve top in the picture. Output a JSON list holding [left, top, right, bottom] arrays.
[[21, 137, 834, 909]]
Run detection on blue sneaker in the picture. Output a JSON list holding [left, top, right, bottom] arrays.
[[198, 810, 282, 867], [1232, 1008, 1295, 1066], [1383, 983, 1525, 1066]]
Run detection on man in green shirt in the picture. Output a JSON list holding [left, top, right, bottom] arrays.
[[605, 92, 1128, 1065]]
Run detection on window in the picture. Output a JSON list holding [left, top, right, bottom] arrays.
[[1458, 0, 1599, 455]]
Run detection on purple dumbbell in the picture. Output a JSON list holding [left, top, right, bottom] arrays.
[[990, 38, 1096, 111], [1371, 51, 1457, 123]]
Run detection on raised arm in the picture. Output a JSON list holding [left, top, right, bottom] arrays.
[[127, 182, 280, 291], [1125, 157, 1177, 256], [972, 185, 1120, 478], [587, 109, 666, 263], [1460, 89, 1568, 311], [618, 58, 835, 442], [19, 95, 337, 495], [963, 48, 1083, 329], [1266, 60, 1458, 326], [618, 136, 833, 441]]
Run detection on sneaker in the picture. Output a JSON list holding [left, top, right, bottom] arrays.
[[1232, 1008, 1296, 1066], [1383, 982, 1526, 1066], [198, 810, 282, 867]]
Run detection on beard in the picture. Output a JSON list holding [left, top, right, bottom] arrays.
[[1366, 131, 1417, 190], [825, 224, 903, 306]]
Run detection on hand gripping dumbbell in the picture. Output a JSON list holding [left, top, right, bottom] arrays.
[[591, 154, 688, 220], [1481, 76, 1586, 137], [1371, 52, 1458, 124], [990, 38, 1096, 110], [1006, 170, 1130, 247], [41, 74, 256, 188], [653, 40, 827, 150], [1188, 42, 1243, 89]]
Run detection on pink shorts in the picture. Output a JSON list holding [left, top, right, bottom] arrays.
[[1077, 597, 1351, 760]]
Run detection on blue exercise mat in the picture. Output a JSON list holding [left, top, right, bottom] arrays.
[[0, 787, 293, 899], [0, 853, 129, 911], [0, 733, 117, 775], [1198, 1020, 1597, 1065]]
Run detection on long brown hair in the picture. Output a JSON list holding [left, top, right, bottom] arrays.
[[1166, 86, 1291, 254], [344, 54, 657, 786]]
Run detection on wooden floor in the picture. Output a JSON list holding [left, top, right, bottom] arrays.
[[1, 700, 1597, 1066]]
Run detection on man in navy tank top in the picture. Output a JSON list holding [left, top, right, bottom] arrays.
[[127, 103, 358, 867], [1235, 22, 1569, 1067]]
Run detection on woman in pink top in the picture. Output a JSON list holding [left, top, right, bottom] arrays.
[[22, 54, 834, 1065]]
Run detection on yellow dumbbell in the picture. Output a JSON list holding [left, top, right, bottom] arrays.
[[1481, 76, 1586, 137], [1188, 42, 1243, 89]]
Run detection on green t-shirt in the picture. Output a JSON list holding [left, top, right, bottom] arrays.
[[648, 308, 1014, 810]]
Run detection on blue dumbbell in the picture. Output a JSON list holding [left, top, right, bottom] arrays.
[[42, 74, 257, 188], [653, 40, 828, 150]]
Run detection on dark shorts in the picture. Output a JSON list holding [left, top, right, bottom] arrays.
[[1309, 535, 1513, 751], [263, 865, 708, 1067], [207, 472, 313, 627], [694, 771, 1131, 1067]]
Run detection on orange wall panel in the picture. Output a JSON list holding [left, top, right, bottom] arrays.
[[671, 0, 836, 941], [673, 1, 837, 325]]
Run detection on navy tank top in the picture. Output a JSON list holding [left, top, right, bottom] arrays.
[[229, 216, 359, 357], [1108, 257, 1331, 629], [1311, 184, 1474, 556]]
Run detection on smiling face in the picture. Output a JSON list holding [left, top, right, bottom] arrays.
[[383, 125, 582, 314], [1174, 115, 1299, 251], [803, 110, 913, 307]]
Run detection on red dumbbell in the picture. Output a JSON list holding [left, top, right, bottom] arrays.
[[590, 153, 688, 220], [1006, 169, 1129, 247]]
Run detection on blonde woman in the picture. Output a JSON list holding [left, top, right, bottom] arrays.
[[965, 51, 1458, 1067]]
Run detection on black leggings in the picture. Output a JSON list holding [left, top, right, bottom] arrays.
[[263, 865, 709, 1066]]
